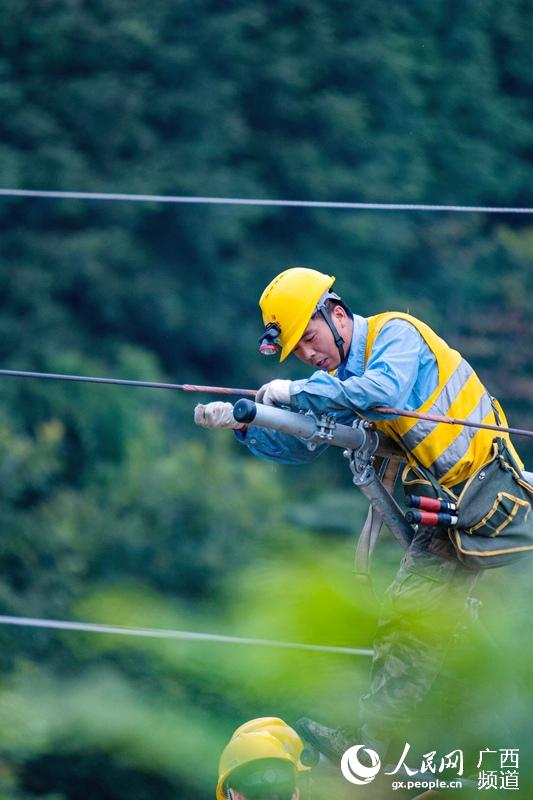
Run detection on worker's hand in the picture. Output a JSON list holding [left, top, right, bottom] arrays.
[[194, 402, 243, 429], [256, 379, 292, 407]]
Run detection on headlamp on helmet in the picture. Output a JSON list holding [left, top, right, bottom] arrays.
[[259, 322, 281, 356]]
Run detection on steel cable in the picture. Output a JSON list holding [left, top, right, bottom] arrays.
[[2, 368, 533, 440], [0, 614, 373, 657], [1, 187, 533, 213]]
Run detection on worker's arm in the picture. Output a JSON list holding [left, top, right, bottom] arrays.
[[194, 401, 331, 464], [195, 321, 435, 462], [234, 424, 330, 464], [237, 378, 366, 463], [233, 320, 435, 462], [289, 320, 437, 418]]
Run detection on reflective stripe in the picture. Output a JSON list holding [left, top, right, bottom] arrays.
[[402, 424, 436, 453], [402, 359, 474, 451], [428, 393, 494, 479], [429, 360, 473, 415]]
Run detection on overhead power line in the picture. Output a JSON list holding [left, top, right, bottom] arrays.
[[2, 368, 533, 440], [0, 368, 256, 397], [1, 187, 533, 214], [376, 406, 533, 440], [0, 615, 373, 657]]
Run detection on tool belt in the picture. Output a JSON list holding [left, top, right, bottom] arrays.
[[402, 438, 533, 570]]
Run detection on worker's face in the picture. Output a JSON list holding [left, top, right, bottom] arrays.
[[292, 305, 352, 371]]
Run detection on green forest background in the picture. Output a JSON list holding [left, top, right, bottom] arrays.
[[1, 1, 533, 798]]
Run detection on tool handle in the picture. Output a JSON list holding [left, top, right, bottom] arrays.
[[405, 510, 458, 526], [405, 495, 456, 513]]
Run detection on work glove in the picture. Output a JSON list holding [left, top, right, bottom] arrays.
[[256, 379, 292, 407], [194, 402, 243, 429]]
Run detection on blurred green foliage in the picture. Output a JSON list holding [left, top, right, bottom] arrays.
[[0, 1, 533, 797]]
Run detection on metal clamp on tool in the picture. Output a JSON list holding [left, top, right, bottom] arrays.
[[314, 413, 337, 442], [344, 420, 380, 486]]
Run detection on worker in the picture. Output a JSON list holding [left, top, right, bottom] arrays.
[[216, 717, 308, 800], [196, 268, 533, 767]]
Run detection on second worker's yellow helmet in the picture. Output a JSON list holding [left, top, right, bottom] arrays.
[[216, 717, 308, 800], [259, 268, 336, 361]]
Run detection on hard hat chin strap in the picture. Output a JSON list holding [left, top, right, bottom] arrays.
[[316, 293, 345, 364]]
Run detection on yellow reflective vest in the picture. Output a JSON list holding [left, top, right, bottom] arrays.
[[365, 312, 523, 488]]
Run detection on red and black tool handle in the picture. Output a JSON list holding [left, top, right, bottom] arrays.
[[405, 494, 457, 513], [405, 510, 458, 526]]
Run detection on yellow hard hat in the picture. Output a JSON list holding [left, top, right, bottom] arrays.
[[216, 717, 307, 800], [259, 268, 336, 361]]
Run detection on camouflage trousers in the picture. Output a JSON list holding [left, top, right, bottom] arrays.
[[359, 524, 480, 758]]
